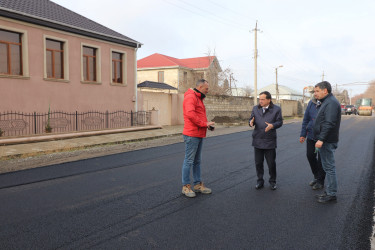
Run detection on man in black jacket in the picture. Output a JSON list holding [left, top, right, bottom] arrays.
[[249, 91, 283, 190], [313, 81, 341, 203]]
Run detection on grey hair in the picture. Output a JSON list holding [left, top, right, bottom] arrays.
[[196, 79, 208, 87], [315, 81, 332, 93]]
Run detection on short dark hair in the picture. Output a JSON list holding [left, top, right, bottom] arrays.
[[196, 79, 207, 87], [315, 81, 332, 93], [259, 91, 272, 100]]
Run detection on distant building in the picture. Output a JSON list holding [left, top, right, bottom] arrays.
[[230, 88, 248, 97], [137, 53, 222, 92], [254, 84, 303, 101]]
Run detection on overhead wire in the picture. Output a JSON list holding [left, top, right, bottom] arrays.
[[205, 0, 257, 22], [178, 0, 250, 29], [161, 0, 249, 31], [161, 1, 369, 92]]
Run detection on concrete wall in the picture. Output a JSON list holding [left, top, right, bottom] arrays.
[[0, 17, 137, 113], [279, 99, 303, 117], [138, 92, 302, 126], [204, 95, 254, 123], [138, 91, 182, 126]]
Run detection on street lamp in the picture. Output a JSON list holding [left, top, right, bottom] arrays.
[[275, 65, 283, 103]]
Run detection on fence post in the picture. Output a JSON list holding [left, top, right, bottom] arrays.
[[34, 112, 37, 134], [106, 110, 108, 128], [131, 110, 133, 126], [75, 111, 78, 131]]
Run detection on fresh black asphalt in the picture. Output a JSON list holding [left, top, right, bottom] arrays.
[[0, 116, 374, 249]]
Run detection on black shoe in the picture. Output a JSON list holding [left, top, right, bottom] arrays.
[[255, 183, 264, 189], [315, 192, 327, 198], [270, 183, 277, 190], [317, 195, 337, 203], [312, 183, 324, 190], [309, 179, 317, 186]]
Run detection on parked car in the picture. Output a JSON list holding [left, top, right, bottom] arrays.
[[345, 105, 357, 115], [341, 104, 346, 114]]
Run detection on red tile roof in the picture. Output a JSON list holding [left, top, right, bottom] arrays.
[[137, 53, 216, 69]]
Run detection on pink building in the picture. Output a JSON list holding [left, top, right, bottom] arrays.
[[0, 0, 141, 113]]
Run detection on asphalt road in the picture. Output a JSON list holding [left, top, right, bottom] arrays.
[[0, 116, 374, 250]]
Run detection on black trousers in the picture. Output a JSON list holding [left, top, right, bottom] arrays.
[[306, 139, 325, 184], [254, 147, 276, 184]]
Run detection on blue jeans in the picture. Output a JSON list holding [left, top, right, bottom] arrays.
[[319, 142, 338, 196], [182, 135, 203, 185]]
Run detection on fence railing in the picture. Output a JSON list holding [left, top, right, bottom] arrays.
[[0, 110, 151, 137]]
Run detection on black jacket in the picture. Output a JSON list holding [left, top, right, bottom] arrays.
[[249, 103, 283, 149], [313, 93, 341, 143]]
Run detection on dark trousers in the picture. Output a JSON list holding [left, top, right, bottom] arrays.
[[254, 147, 276, 184], [306, 139, 326, 184]]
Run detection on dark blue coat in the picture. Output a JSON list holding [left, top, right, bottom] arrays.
[[300, 99, 319, 140], [313, 93, 341, 143], [249, 103, 283, 149]]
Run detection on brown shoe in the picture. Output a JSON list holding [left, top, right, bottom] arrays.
[[182, 184, 196, 198], [193, 182, 212, 194]]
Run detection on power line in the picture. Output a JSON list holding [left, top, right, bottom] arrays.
[[205, 0, 257, 22], [178, 0, 250, 28], [162, 0, 249, 30]]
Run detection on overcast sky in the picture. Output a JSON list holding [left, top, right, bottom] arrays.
[[53, 0, 375, 96]]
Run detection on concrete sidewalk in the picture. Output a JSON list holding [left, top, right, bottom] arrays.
[[0, 118, 302, 160]]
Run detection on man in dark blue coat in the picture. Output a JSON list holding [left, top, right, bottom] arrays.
[[299, 96, 325, 190], [313, 81, 341, 203], [249, 91, 283, 190]]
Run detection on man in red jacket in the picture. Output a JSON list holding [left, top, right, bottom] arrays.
[[182, 79, 215, 198]]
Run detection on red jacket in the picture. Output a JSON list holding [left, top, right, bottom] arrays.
[[183, 88, 208, 138]]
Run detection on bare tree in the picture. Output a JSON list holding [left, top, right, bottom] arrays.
[[243, 85, 253, 97], [179, 48, 239, 96], [352, 80, 375, 105]]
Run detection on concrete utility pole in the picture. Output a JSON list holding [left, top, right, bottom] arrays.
[[322, 71, 325, 81], [252, 21, 260, 105], [275, 65, 283, 104]]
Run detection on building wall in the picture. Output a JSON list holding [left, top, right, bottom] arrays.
[[137, 66, 217, 93], [139, 91, 172, 126], [137, 91, 183, 126], [0, 17, 137, 113], [137, 68, 181, 89]]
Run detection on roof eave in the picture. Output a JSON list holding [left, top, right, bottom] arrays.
[[137, 66, 182, 70], [0, 8, 142, 48]]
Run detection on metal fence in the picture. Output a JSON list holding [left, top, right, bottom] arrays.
[[0, 110, 151, 137]]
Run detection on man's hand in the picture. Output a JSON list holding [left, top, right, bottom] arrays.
[[249, 117, 255, 127], [299, 137, 306, 144], [265, 122, 274, 132], [315, 140, 323, 148], [207, 121, 215, 128]]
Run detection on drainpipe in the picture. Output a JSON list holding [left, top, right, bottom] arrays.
[[177, 67, 180, 91], [134, 45, 139, 112]]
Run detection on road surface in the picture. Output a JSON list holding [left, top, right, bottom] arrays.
[[0, 116, 374, 249]]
